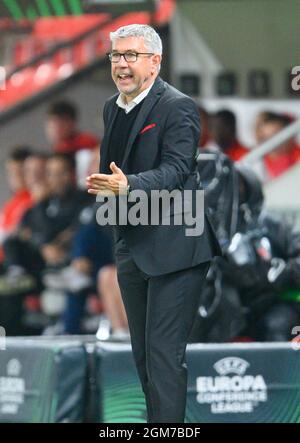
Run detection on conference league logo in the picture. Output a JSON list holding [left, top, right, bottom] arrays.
[[196, 357, 267, 414], [0, 359, 25, 415]]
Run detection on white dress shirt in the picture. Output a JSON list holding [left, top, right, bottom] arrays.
[[116, 82, 155, 114]]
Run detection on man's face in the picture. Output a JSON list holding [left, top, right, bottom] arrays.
[[111, 37, 161, 101], [210, 117, 233, 148], [5, 160, 26, 193], [46, 158, 74, 195], [24, 157, 46, 188], [45, 115, 76, 143], [259, 121, 292, 155]]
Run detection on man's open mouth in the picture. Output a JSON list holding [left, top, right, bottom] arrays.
[[118, 74, 133, 80]]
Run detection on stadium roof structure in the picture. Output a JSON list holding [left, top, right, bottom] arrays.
[[0, 0, 155, 20]]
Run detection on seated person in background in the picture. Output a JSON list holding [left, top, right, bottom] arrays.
[[45, 100, 99, 156], [0, 153, 93, 291], [209, 109, 249, 161], [0, 146, 34, 247], [254, 110, 276, 145], [55, 149, 128, 337], [256, 112, 300, 180], [53, 206, 128, 337]]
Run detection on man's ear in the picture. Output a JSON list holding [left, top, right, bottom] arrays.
[[152, 54, 162, 73]]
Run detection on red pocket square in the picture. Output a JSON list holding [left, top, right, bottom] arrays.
[[139, 123, 157, 135]]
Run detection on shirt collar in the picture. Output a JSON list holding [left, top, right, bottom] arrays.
[[116, 82, 154, 114]]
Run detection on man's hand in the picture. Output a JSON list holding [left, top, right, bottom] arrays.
[[86, 162, 128, 196]]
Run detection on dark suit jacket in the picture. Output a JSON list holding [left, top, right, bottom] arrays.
[[100, 76, 221, 276]]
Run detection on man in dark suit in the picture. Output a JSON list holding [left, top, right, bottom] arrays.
[[87, 24, 220, 423]]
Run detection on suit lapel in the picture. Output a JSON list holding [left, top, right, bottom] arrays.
[[121, 77, 166, 169], [100, 99, 119, 173], [100, 77, 166, 173]]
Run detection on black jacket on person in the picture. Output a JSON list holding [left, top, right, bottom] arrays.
[[253, 213, 300, 292], [20, 187, 93, 248], [99, 76, 221, 276]]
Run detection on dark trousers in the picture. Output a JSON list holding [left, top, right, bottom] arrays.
[[115, 239, 210, 423], [63, 290, 89, 334], [3, 237, 45, 282]]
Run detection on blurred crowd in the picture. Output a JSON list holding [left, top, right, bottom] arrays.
[[0, 99, 299, 343], [0, 100, 128, 339], [199, 107, 300, 179]]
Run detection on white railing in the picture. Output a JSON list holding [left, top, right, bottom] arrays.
[[238, 118, 300, 220], [238, 118, 300, 165]]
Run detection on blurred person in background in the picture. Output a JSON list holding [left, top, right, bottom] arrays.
[[45, 100, 99, 156], [87, 148, 129, 339], [0, 147, 33, 248], [48, 151, 129, 337], [209, 109, 249, 161], [0, 153, 93, 335], [0, 147, 34, 334], [0, 153, 92, 291], [198, 105, 212, 149], [254, 111, 276, 145], [54, 206, 129, 337], [255, 112, 300, 180]]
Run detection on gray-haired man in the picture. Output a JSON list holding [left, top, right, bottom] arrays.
[[87, 24, 220, 423]]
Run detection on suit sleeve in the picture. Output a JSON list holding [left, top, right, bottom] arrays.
[[126, 97, 200, 195]]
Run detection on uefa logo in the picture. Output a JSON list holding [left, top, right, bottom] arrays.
[[6, 359, 22, 377], [213, 357, 250, 376]]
